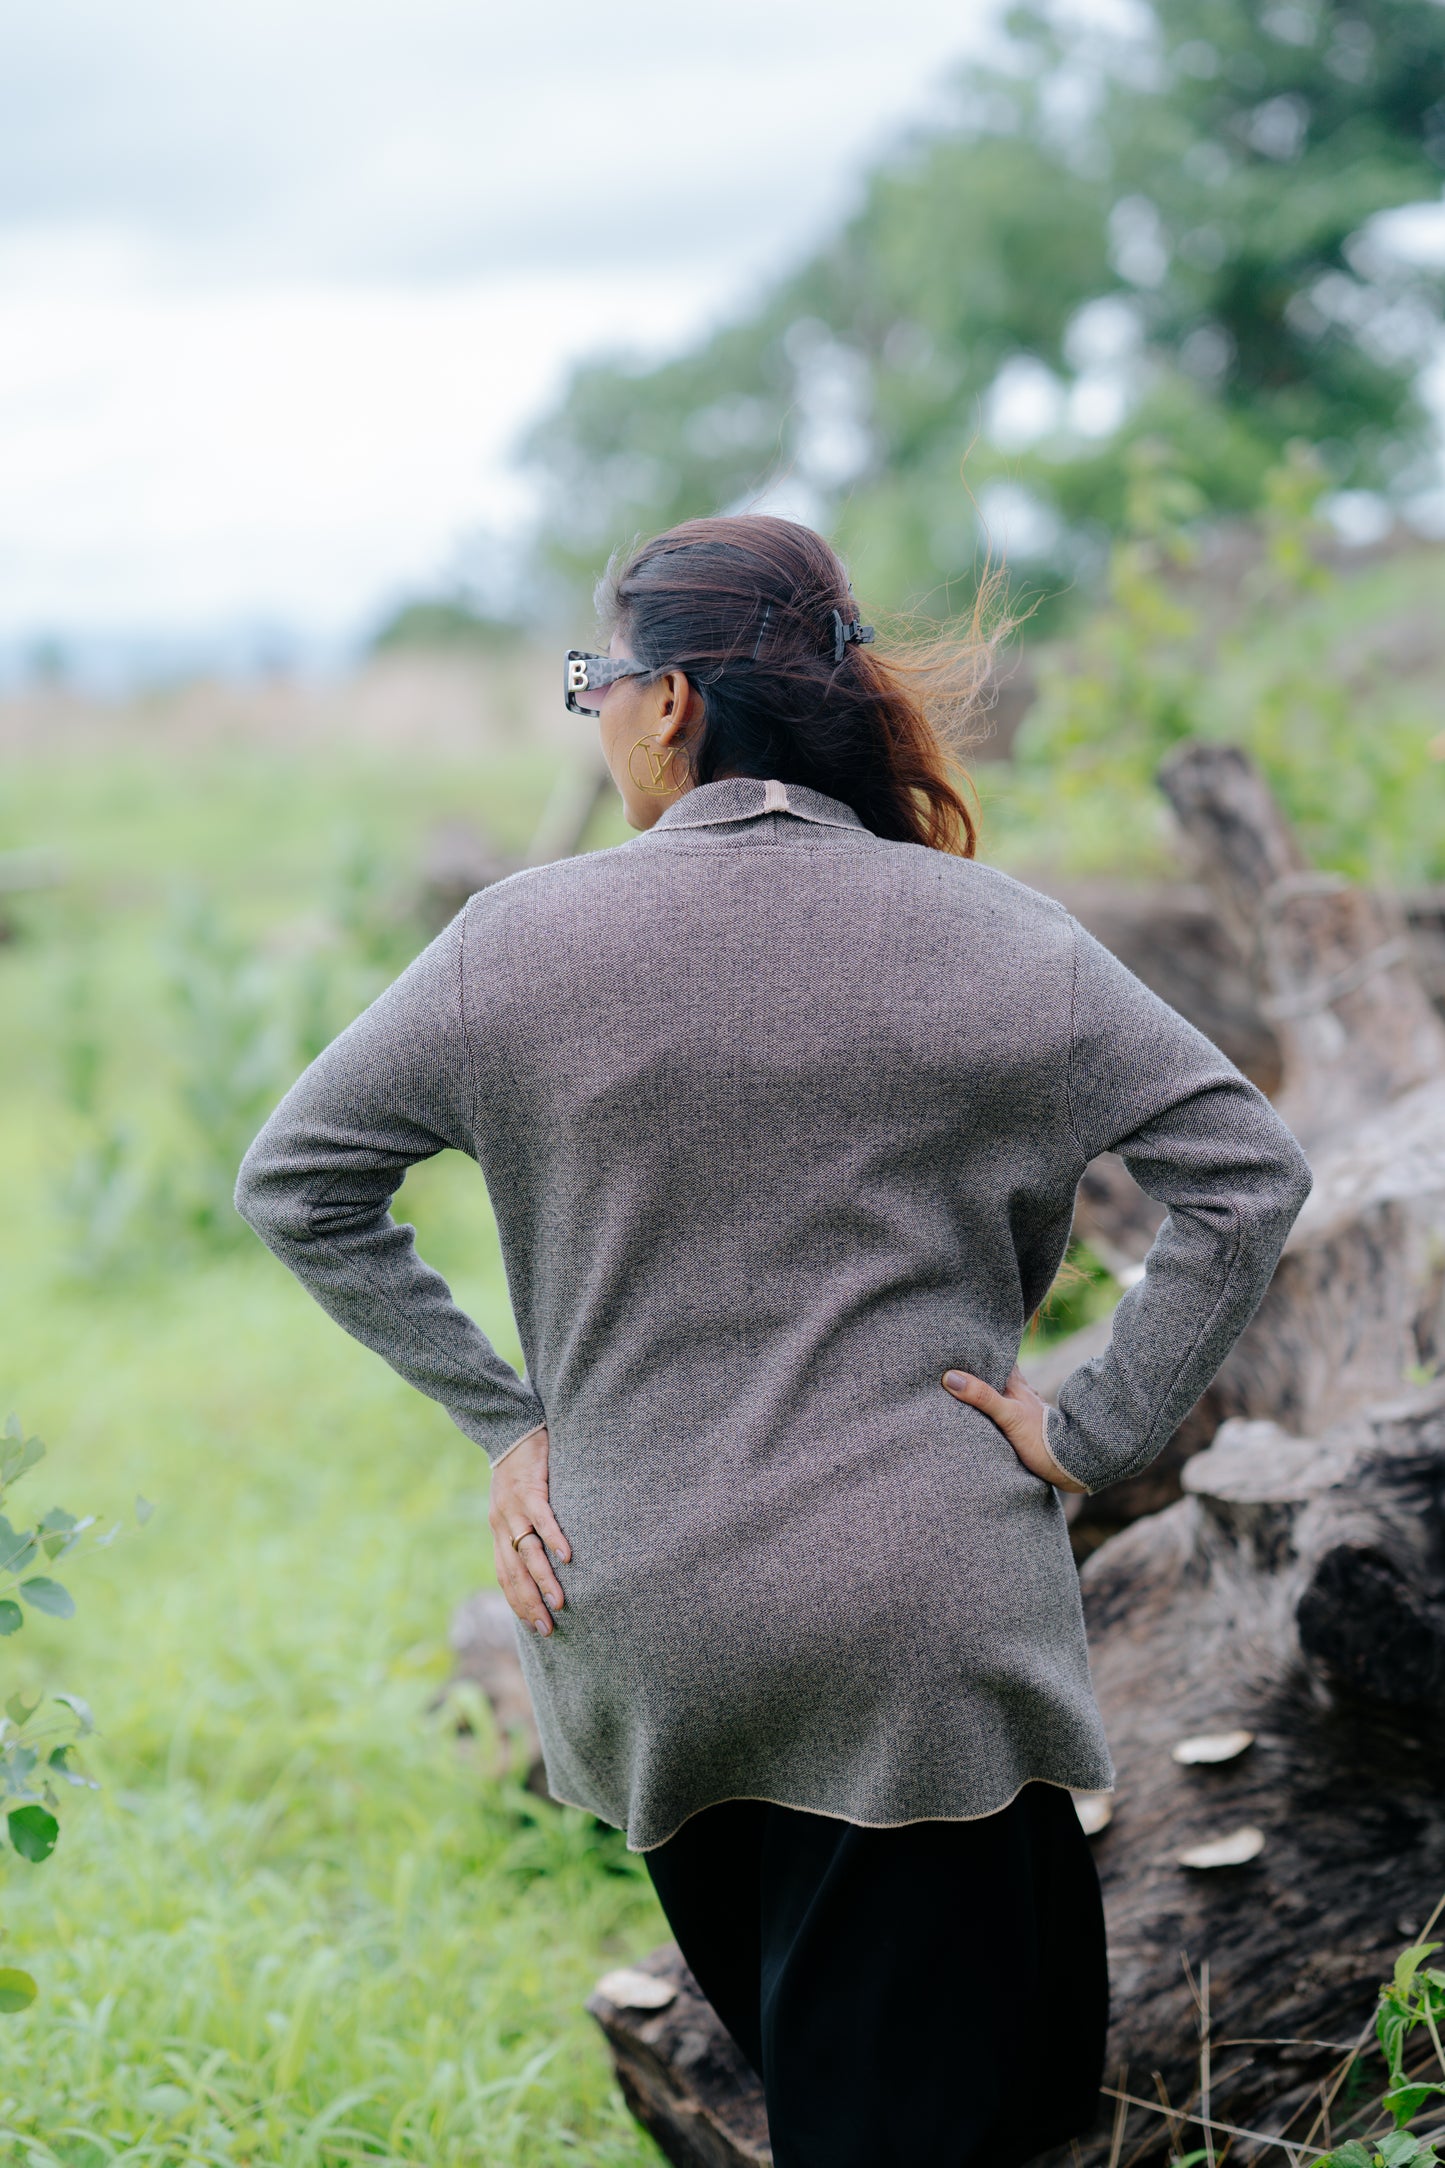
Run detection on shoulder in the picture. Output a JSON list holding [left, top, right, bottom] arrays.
[[455, 836, 653, 929], [878, 842, 1078, 942]]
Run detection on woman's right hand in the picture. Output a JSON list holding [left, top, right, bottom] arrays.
[[488, 1426, 571, 1636]]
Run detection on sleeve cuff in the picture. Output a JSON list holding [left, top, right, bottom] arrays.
[[489, 1418, 548, 1469], [1044, 1403, 1099, 1495]]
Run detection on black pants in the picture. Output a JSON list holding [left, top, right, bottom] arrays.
[[644, 1782, 1108, 2168]]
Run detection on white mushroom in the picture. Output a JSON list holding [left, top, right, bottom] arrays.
[[1176, 1825, 1266, 1869], [596, 1968, 679, 2011], [1172, 1729, 1255, 1766], [1072, 1791, 1114, 1835]]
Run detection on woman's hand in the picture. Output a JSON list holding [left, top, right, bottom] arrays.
[[488, 1426, 572, 1636], [941, 1366, 1088, 1495]]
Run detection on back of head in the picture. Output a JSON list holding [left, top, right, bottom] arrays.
[[598, 514, 989, 856]]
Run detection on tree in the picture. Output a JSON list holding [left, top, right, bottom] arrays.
[[521, 0, 1445, 619]]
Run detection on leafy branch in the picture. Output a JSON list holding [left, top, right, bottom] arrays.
[[0, 1412, 142, 2017]]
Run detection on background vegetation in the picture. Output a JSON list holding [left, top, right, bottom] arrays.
[[518, 0, 1445, 625]]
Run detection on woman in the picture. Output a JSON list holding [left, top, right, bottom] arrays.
[[236, 515, 1311, 2167]]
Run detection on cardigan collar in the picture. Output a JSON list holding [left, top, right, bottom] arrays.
[[650, 775, 866, 835]]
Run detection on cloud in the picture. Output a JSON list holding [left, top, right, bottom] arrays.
[[0, 0, 982, 284], [0, 0, 993, 647]]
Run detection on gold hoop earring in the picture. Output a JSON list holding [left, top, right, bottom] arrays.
[[628, 735, 687, 796]]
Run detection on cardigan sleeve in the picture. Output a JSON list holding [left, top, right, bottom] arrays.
[[233, 907, 547, 1467], [1044, 920, 1312, 1494]]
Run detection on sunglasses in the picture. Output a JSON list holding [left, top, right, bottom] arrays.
[[563, 649, 652, 715]]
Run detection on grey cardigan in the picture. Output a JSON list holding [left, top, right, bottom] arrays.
[[236, 775, 1312, 1850]]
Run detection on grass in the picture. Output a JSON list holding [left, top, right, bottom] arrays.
[[1, 707, 662, 2165]]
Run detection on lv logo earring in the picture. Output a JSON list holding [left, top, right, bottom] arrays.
[[628, 736, 682, 795]]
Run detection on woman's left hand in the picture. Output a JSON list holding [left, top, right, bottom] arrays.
[[941, 1365, 1087, 1494]]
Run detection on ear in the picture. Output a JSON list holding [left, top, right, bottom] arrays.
[[653, 669, 704, 745]]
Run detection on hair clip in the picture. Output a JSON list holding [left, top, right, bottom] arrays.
[[831, 609, 876, 664], [751, 602, 773, 662]]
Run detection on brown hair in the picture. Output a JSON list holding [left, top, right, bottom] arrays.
[[597, 515, 993, 856]]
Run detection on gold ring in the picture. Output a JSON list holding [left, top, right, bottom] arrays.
[[511, 1527, 539, 1551]]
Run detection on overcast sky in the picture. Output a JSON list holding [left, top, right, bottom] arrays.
[[0, 0, 1007, 660]]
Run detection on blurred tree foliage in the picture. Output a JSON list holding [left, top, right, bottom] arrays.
[[523, 0, 1445, 619], [985, 440, 1445, 882]]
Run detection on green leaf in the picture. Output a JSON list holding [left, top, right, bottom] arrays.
[[1380, 2134, 1432, 2166], [19, 1577, 74, 1619], [4, 1694, 38, 1729], [1385, 2080, 1445, 2128], [0, 1601, 22, 1636], [7, 1804, 59, 1863], [0, 1432, 45, 1484], [0, 1967, 37, 2015], [1394, 1944, 1441, 1997], [1380, 2003, 1411, 2083], [0, 1519, 37, 1577], [53, 1692, 94, 1734], [38, 1508, 80, 1562], [2, 1745, 39, 1786], [1316, 2144, 1373, 2168], [47, 1745, 95, 1789]]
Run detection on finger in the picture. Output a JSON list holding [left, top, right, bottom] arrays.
[[515, 1529, 566, 1614], [495, 1537, 555, 1636], [502, 1553, 555, 1636], [941, 1369, 1021, 1439], [522, 1493, 571, 1565]]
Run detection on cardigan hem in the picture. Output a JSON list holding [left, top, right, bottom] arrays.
[[545, 1770, 1118, 1855]]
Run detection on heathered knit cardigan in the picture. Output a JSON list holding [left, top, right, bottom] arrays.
[[236, 774, 1312, 1850]]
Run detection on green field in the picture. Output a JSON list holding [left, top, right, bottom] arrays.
[[2, 701, 664, 2166]]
